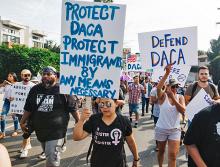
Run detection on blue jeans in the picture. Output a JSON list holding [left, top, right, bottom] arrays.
[[0, 99, 19, 133], [142, 97, 150, 115]]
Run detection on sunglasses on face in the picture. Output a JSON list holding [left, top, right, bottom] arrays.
[[42, 72, 53, 76], [98, 101, 112, 108], [23, 74, 31, 77], [171, 85, 178, 89]]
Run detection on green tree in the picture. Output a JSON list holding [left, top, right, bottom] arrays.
[[44, 40, 60, 54], [0, 45, 59, 81], [207, 36, 220, 84], [207, 36, 220, 61]]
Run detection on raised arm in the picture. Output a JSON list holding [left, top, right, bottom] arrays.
[[73, 108, 90, 141], [157, 64, 173, 99]]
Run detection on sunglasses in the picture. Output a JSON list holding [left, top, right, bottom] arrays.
[[98, 101, 112, 108], [42, 72, 53, 76], [171, 85, 178, 89], [23, 74, 31, 77]]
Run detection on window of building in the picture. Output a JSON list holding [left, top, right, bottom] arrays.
[[33, 41, 42, 48], [2, 34, 20, 44], [32, 36, 40, 40]]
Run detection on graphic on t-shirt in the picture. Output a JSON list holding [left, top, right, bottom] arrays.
[[94, 127, 122, 146], [37, 94, 54, 112], [216, 122, 220, 135], [110, 128, 122, 145]]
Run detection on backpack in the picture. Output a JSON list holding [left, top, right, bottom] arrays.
[[189, 81, 217, 101], [86, 114, 128, 167]]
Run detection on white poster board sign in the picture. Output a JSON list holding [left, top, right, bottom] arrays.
[[151, 65, 191, 87], [126, 53, 144, 72], [138, 27, 197, 69], [60, 0, 126, 99], [10, 83, 32, 115], [186, 88, 213, 121]]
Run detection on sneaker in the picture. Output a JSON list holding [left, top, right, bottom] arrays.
[[141, 113, 144, 116], [134, 123, 138, 128], [61, 145, 67, 153], [20, 149, 28, 158], [0, 133, 5, 139], [19, 144, 32, 153], [38, 152, 46, 160], [11, 131, 18, 137]]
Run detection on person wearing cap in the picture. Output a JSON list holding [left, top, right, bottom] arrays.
[[155, 64, 186, 167], [8, 69, 35, 158], [128, 75, 146, 128], [30, 76, 40, 84], [19, 66, 80, 166]]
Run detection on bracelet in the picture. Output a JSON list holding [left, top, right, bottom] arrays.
[[134, 158, 140, 162]]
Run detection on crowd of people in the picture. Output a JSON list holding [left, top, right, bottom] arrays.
[[0, 64, 220, 167]]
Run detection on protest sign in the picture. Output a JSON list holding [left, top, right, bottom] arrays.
[[126, 53, 144, 72], [138, 27, 197, 69], [60, 0, 126, 99], [10, 83, 32, 115], [186, 88, 213, 121], [151, 65, 191, 87]]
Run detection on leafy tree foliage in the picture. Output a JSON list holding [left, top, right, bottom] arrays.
[[207, 36, 220, 84], [0, 44, 59, 81]]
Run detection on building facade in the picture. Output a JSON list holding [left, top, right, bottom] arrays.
[[0, 16, 46, 48]]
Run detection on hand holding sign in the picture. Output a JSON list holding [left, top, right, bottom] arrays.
[[80, 108, 91, 122]]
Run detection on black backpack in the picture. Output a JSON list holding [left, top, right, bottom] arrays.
[[86, 114, 128, 167], [189, 81, 217, 101]]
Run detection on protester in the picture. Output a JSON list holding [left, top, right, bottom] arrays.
[[184, 103, 220, 167], [30, 76, 40, 84], [0, 72, 18, 139], [141, 77, 152, 116], [150, 82, 160, 151], [128, 75, 145, 128], [155, 64, 186, 167], [20, 66, 80, 166], [73, 98, 140, 167], [9, 69, 35, 158], [184, 66, 219, 106], [150, 82, 160, 126], [0, 144, 11, 167]]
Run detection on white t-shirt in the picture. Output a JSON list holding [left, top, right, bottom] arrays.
[[150, 87, 160, 117]]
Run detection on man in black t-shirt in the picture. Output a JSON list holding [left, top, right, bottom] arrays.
[[73, 98, 139, 167], [20, 66, 79, 167], [184, 103, 220, 167]]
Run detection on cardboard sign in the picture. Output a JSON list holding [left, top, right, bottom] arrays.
[[151, 65, 191, 87], [10, 83, 33, 115], [60, 0, 126, 99], [186, 88, 213, 121], [138, 27, 198, 69]]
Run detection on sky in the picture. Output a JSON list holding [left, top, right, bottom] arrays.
[[0, 0, 220, 53]]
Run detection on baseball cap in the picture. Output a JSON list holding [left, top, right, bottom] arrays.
[[168, 78, 180, 87], [42, 66, 57, 75]]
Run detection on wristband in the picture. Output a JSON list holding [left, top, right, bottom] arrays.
[[134, 158, 140, 162]]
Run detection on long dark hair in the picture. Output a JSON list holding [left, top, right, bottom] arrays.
[[8, 72, 18, 82]]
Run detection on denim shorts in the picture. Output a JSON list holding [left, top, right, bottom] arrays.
[[155, 126, 181, 141], [41, 138, 65, 167], [129, 103, 139, 114], [1, 99, 10, 116]]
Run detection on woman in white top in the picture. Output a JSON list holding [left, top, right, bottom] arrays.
[[155, 64, 186, 167], [0, 72, 18, 139]]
